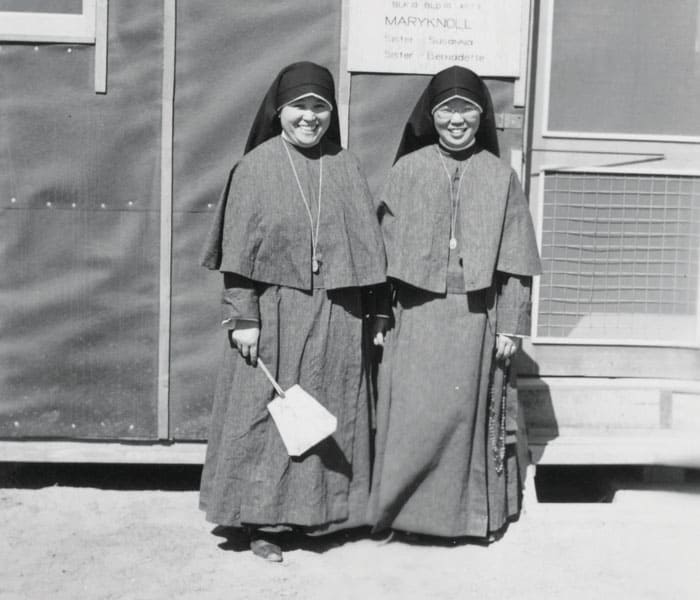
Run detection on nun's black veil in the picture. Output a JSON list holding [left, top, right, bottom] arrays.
[[394, 66, 499, 163], [244, 61, 342, 155]]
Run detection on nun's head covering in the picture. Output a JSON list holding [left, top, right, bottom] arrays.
[[394, 65, 499, 163], [244, 61, 341, 154]]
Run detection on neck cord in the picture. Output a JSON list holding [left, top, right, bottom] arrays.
[[281, 137, 323, 273], [436, 146, 467, 250]]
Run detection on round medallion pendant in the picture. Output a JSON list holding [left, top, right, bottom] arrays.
[[312, 258, 320, 274], [449, 237, 458, 250]]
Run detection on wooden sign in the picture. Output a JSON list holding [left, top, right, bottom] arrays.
[[347, 0, 524, 76]]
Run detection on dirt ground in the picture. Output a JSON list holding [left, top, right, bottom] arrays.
[[1, 466, 698, 600]]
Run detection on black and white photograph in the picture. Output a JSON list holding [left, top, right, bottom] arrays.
[[0, 1, 698, 598]]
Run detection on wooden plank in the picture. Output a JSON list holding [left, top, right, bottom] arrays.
[[0, 441, 205, 464], [337, 0, 351, 147], [0, 10, 95, 44], [519, 377, 700, 432], [1, 429, 697, 466], [659, 390, 673, 428], [671, 392, 700, 431], [517, 377, 700, 392], [510, 148, 523, 182], [697, 208, 700, 343], [523, 393, 661, 430], [513, 0, 531, 107], [516, 342, 700, 379], [157, 0, 177, 440], [82, 0, 96, 25], [530, 429, 700, 467], [93, 0, 108, 94], [528, 170, 546, 336]]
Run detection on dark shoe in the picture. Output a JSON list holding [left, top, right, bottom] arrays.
[[250, 537, 283, 563], [372, 530, 395, 545]]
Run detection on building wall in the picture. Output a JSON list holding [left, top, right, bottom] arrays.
[[0, 1, 698, 447]]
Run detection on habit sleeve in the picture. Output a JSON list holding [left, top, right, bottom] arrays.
[[362, 282, 393, 319], [376, 173, 401, 293], [371, 199, 395, 319], [220, 272, 260, 327], [495, 273, 532, 336], [201, 166, 237, 271], [496, 172, 541, 277], [494, 173, 539, 336]]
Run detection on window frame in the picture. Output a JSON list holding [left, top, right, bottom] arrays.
[[539, 0, 700, 144], [0, 0, 96, 44], [0, 0, 108, 93], [531, 164, 700, 349]]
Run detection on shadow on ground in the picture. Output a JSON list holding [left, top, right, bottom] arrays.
[[212, 524, 375, 555], [0, 462, 203, 491], [1, 462, 697, 501]]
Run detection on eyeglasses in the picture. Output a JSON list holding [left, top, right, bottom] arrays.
[[434, 105, 480, 119]]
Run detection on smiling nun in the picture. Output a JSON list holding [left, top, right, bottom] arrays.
[[368, 66, 541, 540], [199, 62, 386, 562]]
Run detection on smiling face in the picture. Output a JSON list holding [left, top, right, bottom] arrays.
[[279, 95, 332, 147], [432, 97, 481, 150]]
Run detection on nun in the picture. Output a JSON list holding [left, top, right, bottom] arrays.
[[367, 66, 541, 540], [199, 62, 386, 562]]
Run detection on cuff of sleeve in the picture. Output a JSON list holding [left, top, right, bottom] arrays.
[[496, 304, 532, 337], [221, 289, 260, 324], [370, 283, 393, 318], [220, 317, 259, 329]]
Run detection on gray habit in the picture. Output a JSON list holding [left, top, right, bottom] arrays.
[[368, 144, 541, 538], [199, 136, 385, 531]]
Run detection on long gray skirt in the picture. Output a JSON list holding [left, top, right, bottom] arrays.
[[368, 284, 523, 538], [199, 285, 370, 532]]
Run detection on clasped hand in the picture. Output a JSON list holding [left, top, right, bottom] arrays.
[[229, 320, 259, 364], [495, 333, 520, 362]]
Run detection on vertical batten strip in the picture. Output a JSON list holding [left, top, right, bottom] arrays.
[[696, 0, 700, 53], [530, 169, 546, 339], [94, 0, 108, 93], [82, 0, 96, 26], [510, 148, 523, 183], [696, 179, 700, 346], [513, 0, 531, 107], [158, 0, 176, 439], [0, 0, 95, 43], [337, 0, 351, 148], [520, 0, 538, 198]]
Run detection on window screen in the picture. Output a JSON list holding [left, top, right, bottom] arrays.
[[547, 0, 700, 137], [537, 170, 700, 344]]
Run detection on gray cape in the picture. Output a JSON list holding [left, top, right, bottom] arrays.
[[381, 145, 541, 293], [201, 136, 386, 290]]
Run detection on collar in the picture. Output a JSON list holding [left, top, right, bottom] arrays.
[[437, 139, 477, 161], [280, 132, 324, 159]]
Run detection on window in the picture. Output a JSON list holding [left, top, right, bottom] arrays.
[[534, 168, 700, 346], [543, 0, 700, 141], [0, 0, 107, 93]]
